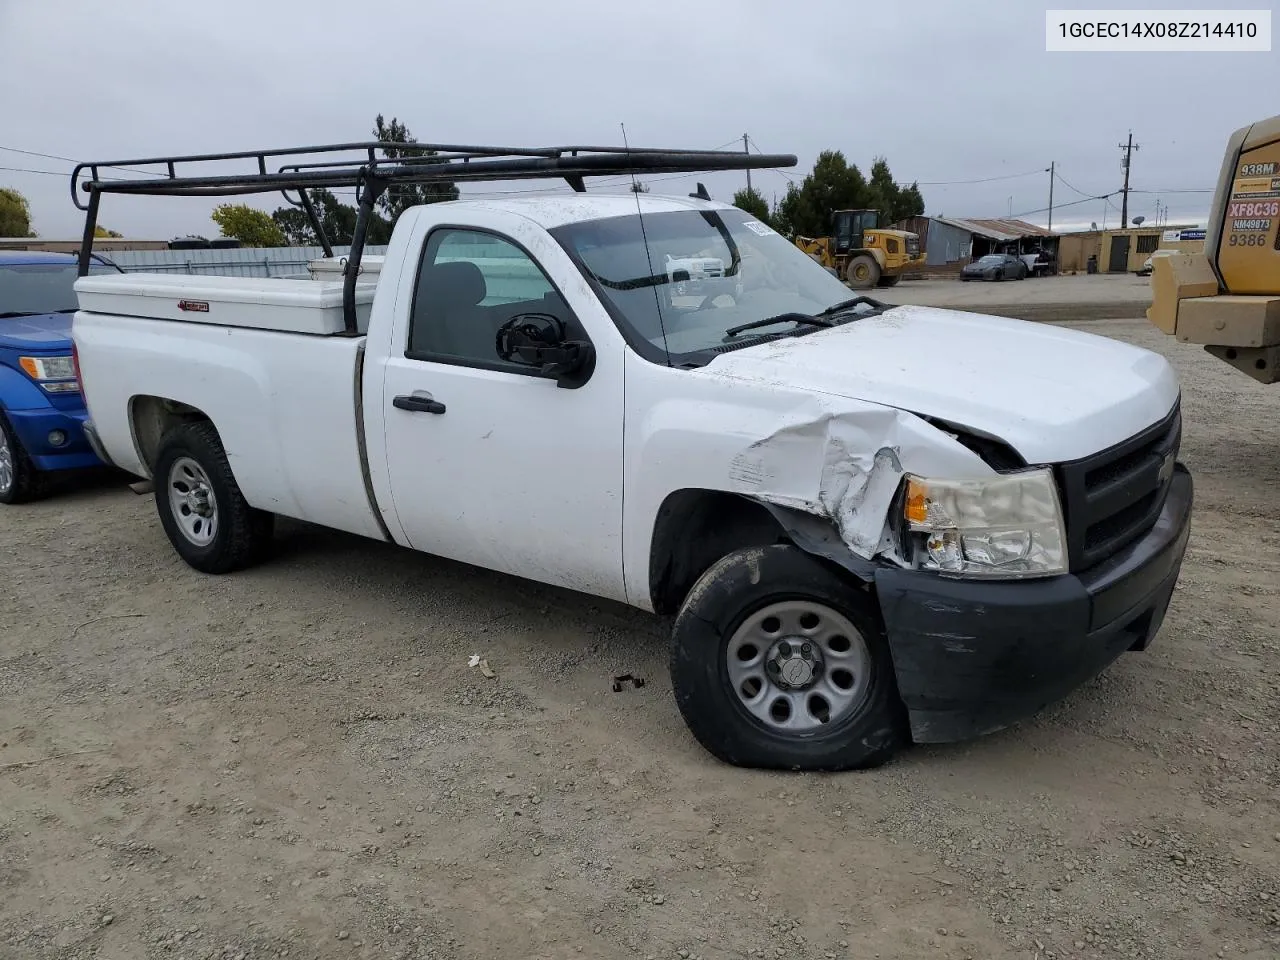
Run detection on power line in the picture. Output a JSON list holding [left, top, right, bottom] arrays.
[[1053, 169, 1097, 199], [0, 164, 68, 177], [915, 168, 1046, 186], [0, 144, 155, 178], [1010, 191, 1119, 220]]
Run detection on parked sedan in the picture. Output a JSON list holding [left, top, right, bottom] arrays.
[[960, 253, 1027, 281]]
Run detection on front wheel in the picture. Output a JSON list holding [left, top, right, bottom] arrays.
[[153, 420, 274, 574], [670, 544, 907, 771], [0, 411, 46, 505], [844, 254, 880, 289], [877, 273, 901, 288]]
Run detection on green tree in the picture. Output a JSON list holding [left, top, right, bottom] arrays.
[[731, 186, 770, 223], [896, 182, 926, 223], [373, 114, 459, 225], [270, 188, 391, 247], [270, 206, 316, 246], [211, 203, 286, 247], [770, 182, 805, 238], [767, 151, 925, 238], [0, 187, 36, 238], [94, 224, 123, 238], [866, 157, 926, 225]]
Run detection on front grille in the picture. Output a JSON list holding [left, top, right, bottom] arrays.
[[1055, 401, 1181, 572]]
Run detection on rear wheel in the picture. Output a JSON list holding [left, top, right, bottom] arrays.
[[844, 254, 880, 289], [0, 411, 46, 505], [153, 420, 273, 574], [670, 544, 907, 771], [877, 273, 901, 288]]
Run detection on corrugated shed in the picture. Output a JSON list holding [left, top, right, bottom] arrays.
[[929, 217, 1056, 241], [924, 220, 975, 266]]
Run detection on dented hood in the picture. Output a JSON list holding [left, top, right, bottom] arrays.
[[705, 304, 1180, 463]]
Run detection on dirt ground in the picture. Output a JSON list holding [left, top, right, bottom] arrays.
[[884, 274, 1153, 322], [2, 318, 1278, 960]]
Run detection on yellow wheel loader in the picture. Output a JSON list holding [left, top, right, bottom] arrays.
[[794, 209, 923, 289], [1147, 113, 1280, 382]]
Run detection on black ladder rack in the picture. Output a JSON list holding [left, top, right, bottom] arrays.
[[71, 140, 796, 333]]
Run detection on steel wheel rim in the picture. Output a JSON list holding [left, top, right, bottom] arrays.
[[167, 456, 218, 546], [725, 600, 873, 735], [0, 423, 13, 495]]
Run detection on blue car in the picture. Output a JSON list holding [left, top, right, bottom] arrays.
[[0, 250, 121, 503]]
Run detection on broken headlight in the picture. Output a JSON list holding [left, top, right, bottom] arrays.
[[900, 468, 1067, 579]]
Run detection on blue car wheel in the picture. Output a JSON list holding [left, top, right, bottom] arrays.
[[0, 410, 46, 505]]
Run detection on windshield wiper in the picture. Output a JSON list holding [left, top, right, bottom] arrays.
[[722, 296, 890, 341], [814, 295, 888, 318], [0, 311, 39, 319], [723, 312, 834, 339]]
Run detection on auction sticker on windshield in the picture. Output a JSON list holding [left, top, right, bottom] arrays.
[[742, 221, 775, 237]]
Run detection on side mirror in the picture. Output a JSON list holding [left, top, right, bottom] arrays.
[[495, 313, 594, 389]]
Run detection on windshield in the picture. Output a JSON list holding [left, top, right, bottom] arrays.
[[977, 255, 1006, 264], [549, 208, 863, 362], [0, 261, 117, 317]]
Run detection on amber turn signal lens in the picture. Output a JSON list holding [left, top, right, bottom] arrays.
[[905, 478, 928, 525]]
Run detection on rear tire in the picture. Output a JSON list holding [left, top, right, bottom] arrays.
[[0, 411, 47, 505], [844, 254, 880, 289], [877, 274, 901, 288], [153, 420, 274, 574], [669, 544, 907, 771]]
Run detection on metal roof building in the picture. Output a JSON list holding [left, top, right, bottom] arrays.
[[893, 216, 1058, 267]]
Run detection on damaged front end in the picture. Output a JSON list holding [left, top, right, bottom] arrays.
[[726, 402, 1065, 583]]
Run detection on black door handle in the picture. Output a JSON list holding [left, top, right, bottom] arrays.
[[393, 394, 446, 414]]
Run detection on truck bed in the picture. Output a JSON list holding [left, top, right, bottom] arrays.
[[75, 273, 378, 336], [72, 307, 386, 541]]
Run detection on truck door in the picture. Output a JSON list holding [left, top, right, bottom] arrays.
[[372, 217, 627, 602]]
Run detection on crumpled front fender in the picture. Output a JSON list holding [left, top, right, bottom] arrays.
[[724, 403, 996, 567]]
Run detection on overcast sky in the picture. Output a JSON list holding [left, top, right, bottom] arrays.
[[2, 0, 1275, 240]]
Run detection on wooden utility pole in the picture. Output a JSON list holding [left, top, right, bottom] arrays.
[[1119, 131, 1140, 227], [1047, 162, 1055, 231]]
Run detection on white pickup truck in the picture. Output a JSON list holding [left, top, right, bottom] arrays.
[[68, 143, 1192, 772]]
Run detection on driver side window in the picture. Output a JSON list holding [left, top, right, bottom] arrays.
[[407, 228, 571, 370]]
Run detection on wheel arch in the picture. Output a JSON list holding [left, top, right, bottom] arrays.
[[647, 488, 877, 615], [129, 395, 212, 477]]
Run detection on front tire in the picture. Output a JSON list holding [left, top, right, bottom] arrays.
[[0, 411, 46, 505], [844, 254, 880, 289], [153, 420, 273, 574], [670, 544, 907, 771]]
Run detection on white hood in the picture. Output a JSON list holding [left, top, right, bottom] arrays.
[[705, 304, 1180, 463]]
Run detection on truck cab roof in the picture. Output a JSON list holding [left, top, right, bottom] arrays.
[[435, 193, 736, 230]]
